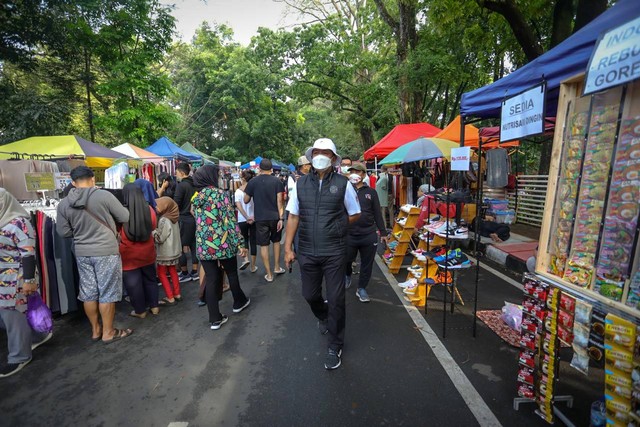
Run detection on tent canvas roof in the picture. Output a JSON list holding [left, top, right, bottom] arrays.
[[180, 142, 218, 163], [364, 123, 441, 161], [0, 135, 125, 167], [113, 143, 165, 162], [146, 136, 201, 161], [461, 0, 639, 118], [434, 115, 480, 146]]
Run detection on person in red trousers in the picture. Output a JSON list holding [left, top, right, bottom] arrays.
[[154, 197, 182, 305]]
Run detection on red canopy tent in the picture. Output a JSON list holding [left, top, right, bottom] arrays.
[[363, 123, 441, 161]]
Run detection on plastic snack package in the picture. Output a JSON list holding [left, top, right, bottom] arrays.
[[542, 332, 558, 356], [589, 333, 606, 365], [517, 381, 535, 399], [517, 366, 535, 385], [605, 343, 634, 374], [605, 314, 636, 350], [605, 394, 631, 424], [519, 349, 536, 369], [558, 309, 575, 330], [541, 353, 557, 377], [558, 325, 574, 346], [605, 368, 633, 400], [571, 344, 590, 375], [522, 314, 540, 334], [573, 323, 590, 348], [594, 276, 625, 302], [559, 293, 576, 313], [575, 299, 593, 324], [625, 272, 640, 310]]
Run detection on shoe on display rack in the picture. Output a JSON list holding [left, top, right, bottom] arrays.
[[440, 252, 471, 268], [433, 248, 461, 263], [407, 265, 422, 272], [398, 278, 418, 288], [400, 204, 413, 213]]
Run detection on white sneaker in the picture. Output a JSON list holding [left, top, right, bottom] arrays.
[[400, 204, 413, 213], [403, 284, 419, 295], [416, 255, 427, 262], [398, 278, 417, 288]]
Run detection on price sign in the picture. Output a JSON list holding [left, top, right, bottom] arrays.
[[24, 173, 55, 192]]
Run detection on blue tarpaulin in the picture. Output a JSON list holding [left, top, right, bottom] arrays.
[[461, 0, 640, 119], [146, 136, 202, 161], [240, 156, 263, 169]]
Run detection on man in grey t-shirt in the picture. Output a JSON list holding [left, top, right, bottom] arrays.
[[56, 166, 132, 344]]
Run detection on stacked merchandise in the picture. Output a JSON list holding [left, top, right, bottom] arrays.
[[603, 313, 638, 427], [485, 198, 516, 225], [564, 102, 620, 287], [548, 111, 589, 275], [595, 117, 640, 302], [422, 214, 469, 240]]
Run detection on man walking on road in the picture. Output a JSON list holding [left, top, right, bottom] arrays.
[[173, 163, 198, 282], [56, 166, 132, 343], [244, 158, 286, 283], [344, 163, 388, 303], [284, 138, 361, 370]]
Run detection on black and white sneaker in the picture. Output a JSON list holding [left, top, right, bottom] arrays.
[[233, 299, 251, 313], [0, 358, 31, 378], [31, 332, 53, 351], [317, 319, 328, 335], [210, 315, 229, 330], [178, 272, 192, 283], [324, 348, 342, 370]]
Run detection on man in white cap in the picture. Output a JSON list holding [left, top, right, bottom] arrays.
[[284, 138, 361, 370], [287, 155, 311, 196]]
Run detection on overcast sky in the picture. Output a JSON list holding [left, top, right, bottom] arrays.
[[162, 0, 303, 45]]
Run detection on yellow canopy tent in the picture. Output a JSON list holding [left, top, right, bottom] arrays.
[[0, 135, 127, 167]]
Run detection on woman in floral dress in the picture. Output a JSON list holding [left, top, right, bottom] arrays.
[[192, 165, 250, 330]]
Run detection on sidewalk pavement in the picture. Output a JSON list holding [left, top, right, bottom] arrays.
[[0, 244, 594, 426]]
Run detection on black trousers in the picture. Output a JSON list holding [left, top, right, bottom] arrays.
[[179, 216, 198, 268], [201, 257, 248, 323], [297, 252, 346, 351], [123, 263, 159, 314], [345, 234, 378, 290], [238, 221, 257, 256]]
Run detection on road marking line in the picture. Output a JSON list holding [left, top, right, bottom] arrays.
[[465, 255, 523, 291], [168, 423, 188, 427], [376, 256, 503, 427]]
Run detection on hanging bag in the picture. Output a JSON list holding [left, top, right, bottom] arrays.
[[26, 293, 53, 333]]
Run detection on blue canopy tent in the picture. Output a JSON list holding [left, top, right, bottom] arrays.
[[146, 136, 202, 161], [461, 0, 639, 119], [288, 163, 295, 172], [240, 156, 263, 169]]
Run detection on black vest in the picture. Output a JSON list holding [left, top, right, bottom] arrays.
[[296, 171, 349, 256]]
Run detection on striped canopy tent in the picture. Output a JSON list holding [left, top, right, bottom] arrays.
[[112, 143, 165, 163], [434, 115, 520, 148], [0, 135, 126, 167]]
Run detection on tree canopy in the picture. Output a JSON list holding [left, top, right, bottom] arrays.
[[0, 0, 613, 165]]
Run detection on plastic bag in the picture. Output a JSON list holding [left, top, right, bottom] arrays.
[[26, 294, 53, 333], [501, 301, 522, 331]]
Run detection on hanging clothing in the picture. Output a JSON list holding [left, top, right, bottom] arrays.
[[486, 148, 509, 188], [104, 162, 129, 189]]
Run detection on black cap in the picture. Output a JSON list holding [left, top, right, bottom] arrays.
[[70, 166, 95, 181], [259, 158, 273, 170]]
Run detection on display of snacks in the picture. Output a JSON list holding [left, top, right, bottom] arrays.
[[548, 111, 588, 277], [564, 99, 620, 286], [626, 271, 640, 310], [594, 117, 640, 302]]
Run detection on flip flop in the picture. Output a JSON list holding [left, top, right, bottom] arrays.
[[250, 266, 258, 273], [274, 268, 286, 275], [239, 260, 251, 270], [264, 274, 274, 283], [103, 328, 133, 345], [161, 297, 177, 306]]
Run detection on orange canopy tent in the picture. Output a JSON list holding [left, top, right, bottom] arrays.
[[435, 115, 520, 148], [363, 123, 441, 161]]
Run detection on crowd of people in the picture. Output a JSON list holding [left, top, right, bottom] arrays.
[[0, 137, 395, 376]]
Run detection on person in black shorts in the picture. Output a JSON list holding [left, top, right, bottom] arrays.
[[244, 158, 285, 283], [173, 163, 198, 282]]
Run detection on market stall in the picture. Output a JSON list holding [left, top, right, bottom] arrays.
[[363, 122, 441, 162], [459, 0, 640, 424]]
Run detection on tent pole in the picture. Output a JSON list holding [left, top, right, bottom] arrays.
[[473, 131, 483, 338]]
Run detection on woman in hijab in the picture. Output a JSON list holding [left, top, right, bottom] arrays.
[[0, 188, 52, 378], [153, 197, 182, 305], [119, 183, 158, 318], [134, 179, 158, 211], [192, 165, 250, 330]]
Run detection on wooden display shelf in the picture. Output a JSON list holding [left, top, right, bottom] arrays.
[[383, 206, 421, 274], [536, 74, 640, 320]]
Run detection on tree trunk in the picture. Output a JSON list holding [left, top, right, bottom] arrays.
[[476, 0, 543, 62], [83, 47, 96, 143], [360, 125, 375, 150], [538, 138, 553, 175], [574, 0, 608, 33], [550, 0, 574, 48]]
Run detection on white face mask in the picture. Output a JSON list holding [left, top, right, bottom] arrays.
[[312, 154, 332, 170], [349, 174, 362, 184], [341, 166, 350, 174]]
